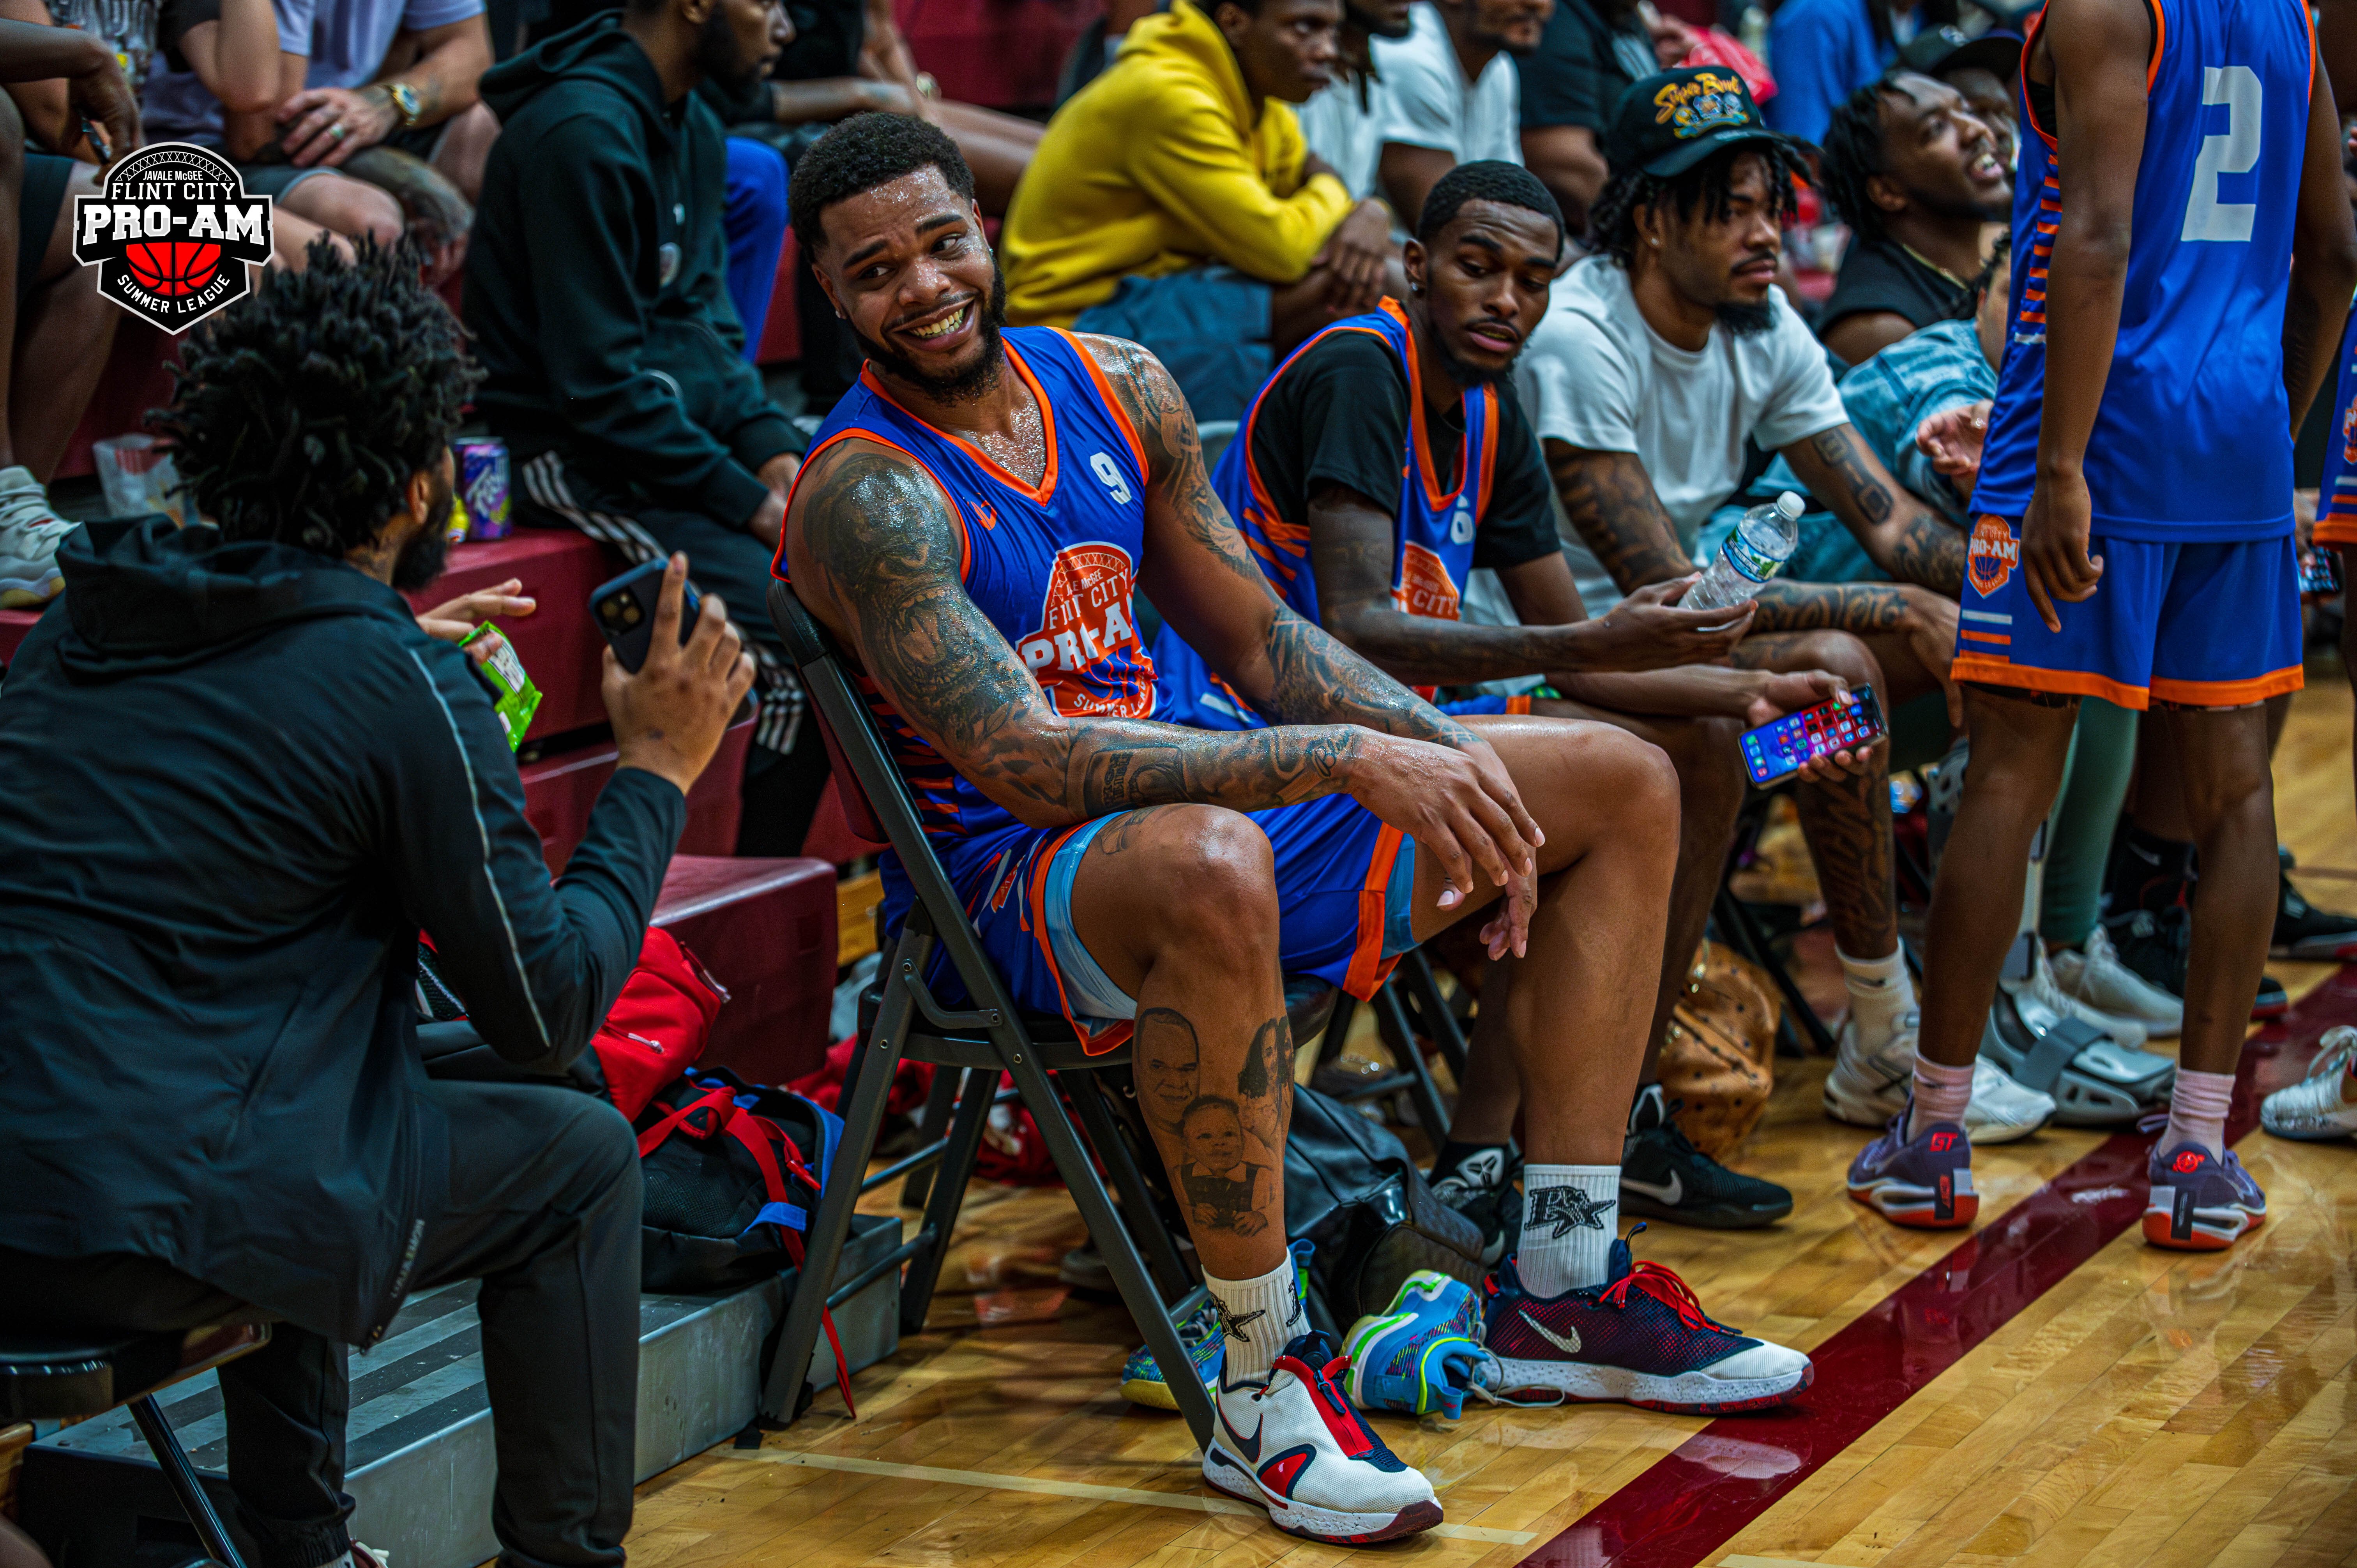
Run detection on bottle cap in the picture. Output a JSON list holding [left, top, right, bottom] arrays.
[[1774, 491, 1804, 520]]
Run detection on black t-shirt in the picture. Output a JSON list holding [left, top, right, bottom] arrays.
[[1517, 0, 1659, 131], [1245, 329, 1560, 575], [1820, 235, 1975, 347]]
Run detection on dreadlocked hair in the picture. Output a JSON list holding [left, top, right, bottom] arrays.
[[1817, 76, 1899, 243], [1588, 140, 1812, 270], [157, 237, 477, 558]]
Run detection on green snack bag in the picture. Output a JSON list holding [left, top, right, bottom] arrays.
[[463, 623, 543, 750]]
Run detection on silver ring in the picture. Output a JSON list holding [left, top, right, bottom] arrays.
[[329, 122, 347, 142]]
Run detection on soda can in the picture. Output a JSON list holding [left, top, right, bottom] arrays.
[[457, 438, 512, 540]]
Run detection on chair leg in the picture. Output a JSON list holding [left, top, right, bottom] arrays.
[[1067, 1070, 1193, 1303], [898, 1065, 963, 1211], [1372, 981, 1451, 1147], [996, 1042, 1217, 1451], [127, 1394, 246, 1568], [765, 934, 927, 1421], [1312, 992, 1357, 1068], [1714, 885, 1837, 1056], [1396, 949, 1469, 1084], [897, 1066, 997, 1336]]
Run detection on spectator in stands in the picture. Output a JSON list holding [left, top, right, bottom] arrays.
[[1375, 0, 1546, 230], [1152, 161, 1860, 1229], [142, 0, 494, 274], [1295, 0, 1413, 200], [0, 18, 128, 603], [0, 244, 754, 1568], [1513, 0, 1671, 228], [1764, 0, 1956, 145], [1002, 0, 1394, 422], [1896, 24, 2020, 162], [467, 0, 832, 854], [1521, 71, 2045, 1141], [1814, 70, 2009, 366]]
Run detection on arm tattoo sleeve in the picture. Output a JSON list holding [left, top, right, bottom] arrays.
[[1545, 443, 1694, 592], [1747, 579, 1911, 634], [1797, 427, 1966, 596]]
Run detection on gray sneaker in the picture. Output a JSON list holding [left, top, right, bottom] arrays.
[[0, 465, 72, 607]]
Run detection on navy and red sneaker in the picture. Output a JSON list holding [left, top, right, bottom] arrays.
[[1479, 1235, 1813, 1414], [1847, 1105, 1977, 1228], [1202, 1330, 1442, 1544]]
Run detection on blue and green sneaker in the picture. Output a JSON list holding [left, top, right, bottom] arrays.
[[1119, 1240, 1313, 1409], [1341, 1270, 1484, 1419]]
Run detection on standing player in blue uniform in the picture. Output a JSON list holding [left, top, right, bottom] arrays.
[[777, 115, 1816, 1544], [1852, 0, 2357, 1249], [1152, 161, 1867, 1236]]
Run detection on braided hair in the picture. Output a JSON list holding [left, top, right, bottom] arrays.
[[159, 239, 475, 557]]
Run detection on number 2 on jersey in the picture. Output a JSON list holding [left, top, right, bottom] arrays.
[[2183, 65, 2261, 243]]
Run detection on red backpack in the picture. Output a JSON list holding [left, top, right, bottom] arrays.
[[591, 926, 726, 1118]]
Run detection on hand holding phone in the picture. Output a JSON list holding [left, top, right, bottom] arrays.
[[593, 554, 754, 796], [594, 558, 703, 673], [1739, 684, 1887, 788]]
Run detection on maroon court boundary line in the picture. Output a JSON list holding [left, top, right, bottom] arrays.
[[1517, 965, 2357, 1568]]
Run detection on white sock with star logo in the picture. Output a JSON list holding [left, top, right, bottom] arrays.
[[1519, 1165, 1620, 1296], [1203, 1254, 1306, 1389]]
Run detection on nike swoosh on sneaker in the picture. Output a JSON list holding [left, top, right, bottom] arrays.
[[1621, 1171, 1683, 1205], [1517, 1309, 1582, 1356], [1219, 1402, 1265, 1464]]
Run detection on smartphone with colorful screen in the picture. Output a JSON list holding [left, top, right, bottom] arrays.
[[2298, 549, 2339, 596], [1739, 685, 1886, 788]]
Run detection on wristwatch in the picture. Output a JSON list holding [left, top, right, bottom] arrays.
[[385, 81, 422, 130]]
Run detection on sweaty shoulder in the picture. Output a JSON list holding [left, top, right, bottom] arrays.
[[1071, 331, 1193, 470], [786, 434, 969, 595]]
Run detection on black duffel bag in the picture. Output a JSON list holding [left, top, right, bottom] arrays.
[[1282, 1083, 1488, 1328]]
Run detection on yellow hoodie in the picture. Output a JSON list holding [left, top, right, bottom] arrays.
[[1002, 0, 1354, 327]]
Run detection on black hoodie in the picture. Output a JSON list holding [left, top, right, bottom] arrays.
[[464, 15, 799, 529], [0, 519, 684, 1346]]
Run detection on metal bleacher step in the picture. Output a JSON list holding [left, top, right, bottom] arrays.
[[21, 1211, 903, 1568]]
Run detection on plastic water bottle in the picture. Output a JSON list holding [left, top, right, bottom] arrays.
[[1686, 492, 1804, 613]]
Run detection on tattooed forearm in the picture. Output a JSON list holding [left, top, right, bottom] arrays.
[[1259, 606, 1478, 747], [1789, 426, 1967, 596], [1545, 442, 1694, 592], [1747, 579, 1912, 634]]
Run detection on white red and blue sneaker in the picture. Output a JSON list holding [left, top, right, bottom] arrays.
[[1121, 1241, 1311, 1409], [2261, 1026, 2357, 1142], [1847, 1105, 1977, 1228], [2143, 1142, 2267, 1251], [1478, 1235, 1812, 1414], [1202, 1330, 1442, 1545], [1341, 1270, 1484, 1419]]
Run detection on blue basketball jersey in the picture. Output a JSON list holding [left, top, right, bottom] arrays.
[[776, 328, 1156, 848], [1972, 0, 2315, 537], [1154, 299, 1501, 729]]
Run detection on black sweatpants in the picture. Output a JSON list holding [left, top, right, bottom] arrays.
[[0, 1080, 642, 1568]]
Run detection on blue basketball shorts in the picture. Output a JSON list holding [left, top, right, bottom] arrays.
[[1952, 518, 2304, 710], [889, 796, 1421, 1053]]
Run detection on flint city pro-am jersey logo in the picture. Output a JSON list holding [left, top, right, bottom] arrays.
[[1653, 71, 1749, 140], [72, 144, 273, 334], [1968, 514, 2020, 598], [1393, 542, 1463, 620], [1016, 542, 1155, 718]]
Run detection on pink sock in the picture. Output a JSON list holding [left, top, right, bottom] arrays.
[[1908, 1057, 1975, 1141], [2164, 1067, 2235, 1157]]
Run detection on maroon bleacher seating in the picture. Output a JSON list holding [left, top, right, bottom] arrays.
[[521, 715, 753, 872], [758, 230, 803, 366], [898, 0, 1094, 109], [653, 854, 837, 1083], [403, 529, 620, 739], [58, 318, 181, 482]]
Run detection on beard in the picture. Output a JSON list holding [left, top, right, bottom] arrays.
[[390, 467, 454, 592], [853, 268, 1011, 405], [1349, 1, 1413, 38], [694, 6, 769, 94], [1432, 332, 1514, 387], [1716, 299, 1777, 337]]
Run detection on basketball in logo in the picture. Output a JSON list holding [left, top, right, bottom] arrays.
[[125, 240, 223, 297], [1967, 514, 2019, 598], [1392, 542, 1463, 620], [1016, 542, 1155, 718]]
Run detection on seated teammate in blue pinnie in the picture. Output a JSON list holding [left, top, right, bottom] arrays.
[[776, 115, 1813, 1545], [1854, 0, 2357, 1252], [1150, 160, 1863, 1238]]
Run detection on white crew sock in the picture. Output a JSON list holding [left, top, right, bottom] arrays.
[[1204, 1254, 1307, 1389], [1908, 1055, 1975, 1140], [2164, 1067, 2235, 1158], [1519, 1164, 1620, 1296], [1840, 944, 1917, 1052]]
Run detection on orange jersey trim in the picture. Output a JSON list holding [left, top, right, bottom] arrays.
[[1958, 629, 2012, 645], [2149, 667, 2305, 707], [1951, 653, 2152, 710], [859, 339, 1062, 507], [1057, 328, 1148, 476], [1024, 823, 1135, 1057], [780, 428, 973, 583], [2311, 517, 2357, 546], [1342, 823, 1408, 1000], [1385, 297, 1477, 516]]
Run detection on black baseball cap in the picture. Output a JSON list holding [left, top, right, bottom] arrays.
[[1899, 25, 2024, 82], [1605, 67, 1795, 180]]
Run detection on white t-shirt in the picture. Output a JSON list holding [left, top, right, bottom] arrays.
[[1373, 4, 1521, 168], [1297, 69, 1392, 200], [1518, 256, 1848, 612]]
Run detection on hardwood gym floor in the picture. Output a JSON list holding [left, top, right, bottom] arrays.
[[619, 674, 2357, 1568]]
